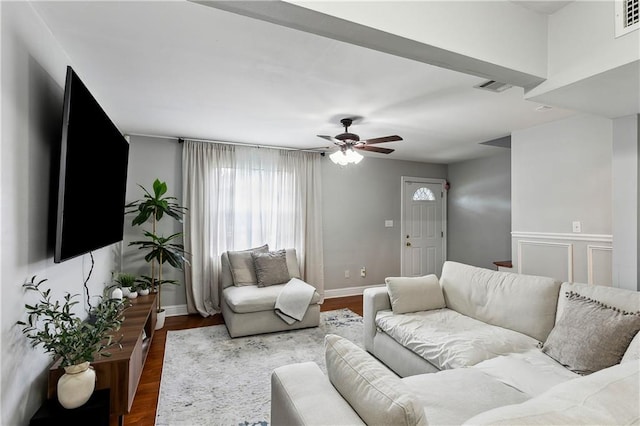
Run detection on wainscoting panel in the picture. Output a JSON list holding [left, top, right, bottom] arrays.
[[512, 232, 612, 285], [587, 245, 613, 286], [517, 240, 573, 282]]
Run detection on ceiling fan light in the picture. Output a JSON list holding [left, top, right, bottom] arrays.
[[329, 150, 348, 165], [329, 148, 362, 165], [347, 149, 363, 164]]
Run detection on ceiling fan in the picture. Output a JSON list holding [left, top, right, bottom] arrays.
[[317, 118, 402, 157]]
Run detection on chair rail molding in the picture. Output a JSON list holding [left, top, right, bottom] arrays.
[[511, 231, 613, 243]]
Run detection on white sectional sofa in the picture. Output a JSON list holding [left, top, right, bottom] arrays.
[[270, 261, 640, 425]]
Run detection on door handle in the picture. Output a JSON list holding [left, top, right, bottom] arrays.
[[406, 242, 411, 247]]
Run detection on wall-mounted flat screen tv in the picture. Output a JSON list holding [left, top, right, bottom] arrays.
[[54, 66, 129, 263]]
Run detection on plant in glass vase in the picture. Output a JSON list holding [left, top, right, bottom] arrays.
[[126, 179, 188, 329]]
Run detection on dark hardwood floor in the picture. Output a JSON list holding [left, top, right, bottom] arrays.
[[111, 295, 363, 425]]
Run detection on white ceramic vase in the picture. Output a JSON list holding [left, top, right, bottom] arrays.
[[121, 287, 131, 297], [155, 309, 166, 330], [127, 291, 138, 299], [139, 288, 150, 296], [57, 361, 96, 409]]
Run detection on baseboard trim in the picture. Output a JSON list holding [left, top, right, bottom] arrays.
[[164, 304, 189, 317], [324, 284, 385, 299]]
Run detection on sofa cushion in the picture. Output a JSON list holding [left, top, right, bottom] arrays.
[[252, 249, 290, 287], [464, 360, 640, 425], [622, 331, 640, 363], [402, 368, 529, 425], [223, 283, 320, 314], [385, 275, 445, 314], [227, 244, 269, 286], [376, 308, 539, 370], [440, 261, 561, 342], [473, 349, 578, 397], [555, 281, 640, 323], [284, 248, 301, 279], [542, 291, 640, 375], [324, 334, 427, 426]]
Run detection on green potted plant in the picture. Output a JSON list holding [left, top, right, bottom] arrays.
[[126, 179, 188, 329], [17, 276, 129, 409], [136, 276, 152, 296], [115, 272, 137, 298]]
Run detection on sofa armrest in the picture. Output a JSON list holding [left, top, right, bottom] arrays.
[[363, 286, 391, 353], [271, 362, 364, 426]]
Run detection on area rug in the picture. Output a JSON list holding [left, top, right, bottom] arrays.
[[155, 308, 363, 426]]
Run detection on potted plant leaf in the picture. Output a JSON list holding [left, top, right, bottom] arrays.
[[126, 179, 188, 329], [17, 276, 129, 409]]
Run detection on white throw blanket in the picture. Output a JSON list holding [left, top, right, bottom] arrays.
[[275, 278, 316, 324]]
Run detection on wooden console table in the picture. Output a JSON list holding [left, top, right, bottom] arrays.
[[48, 293, 157, 422]]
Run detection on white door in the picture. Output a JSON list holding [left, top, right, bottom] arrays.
[[401, 177, 446, 277]]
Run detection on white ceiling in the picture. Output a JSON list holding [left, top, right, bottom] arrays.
[[32, 1, 577, 164]]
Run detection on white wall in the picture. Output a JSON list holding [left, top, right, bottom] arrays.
[[289, 0, 548, 77], [511, 114, 613, 285], [448, 151, 511, 270], [124, 135, 186, 309], [321, 156, 447, 293], [546, 0, 639, 93], [1, 3, 117, 424]]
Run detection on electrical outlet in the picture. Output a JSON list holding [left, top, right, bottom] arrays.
[[572, 221, 582, 233], [344, 270, 350, 279], [360, 267, 366, 277]]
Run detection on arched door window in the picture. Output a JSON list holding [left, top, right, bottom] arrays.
[[412, 187, 436, 201]]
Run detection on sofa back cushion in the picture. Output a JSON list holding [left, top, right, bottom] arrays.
[[555, 282, 640, 324], [325, 334, 427, 426], [440, 261, 561, 342]]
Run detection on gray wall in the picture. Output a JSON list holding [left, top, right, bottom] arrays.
[[511, 114, 613, 284], [124, 135, 186, 308], [612, 115, 640, 291], [321, 157, 447, 291], [1, 3, 118, 424], [447, 151, 511, 271]]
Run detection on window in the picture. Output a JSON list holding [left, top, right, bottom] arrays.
[[412, 187, 436, 201]]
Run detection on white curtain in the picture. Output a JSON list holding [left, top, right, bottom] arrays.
[[182, 140, 324, 316]]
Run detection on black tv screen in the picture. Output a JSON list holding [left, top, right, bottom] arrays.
[[54, 66, 129, 263]]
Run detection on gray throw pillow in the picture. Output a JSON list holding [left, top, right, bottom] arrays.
[[227, 244, 269, 286], [252, 249, 290, 287], [542, 291, 640, 375]]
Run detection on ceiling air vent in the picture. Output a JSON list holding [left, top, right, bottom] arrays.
[[473, 80, 512, 93], [615, 0, 639, 38]]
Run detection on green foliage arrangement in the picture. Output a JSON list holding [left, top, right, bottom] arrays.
[[115, 272, 137, 289], [17, 276, 129, 367], [126, 179, 188, 313]]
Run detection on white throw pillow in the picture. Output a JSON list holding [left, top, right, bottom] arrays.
[[227, 244, 269, 286], [385, 274, 446, 314], [324, 334, 427, 426]]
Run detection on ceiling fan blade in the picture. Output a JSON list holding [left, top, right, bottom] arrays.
[[361, 135, 403, 145], [317, 135, 343, 145], [356, 145, 395, 154]]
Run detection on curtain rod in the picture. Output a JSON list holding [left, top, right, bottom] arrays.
[[125, 132, 327, 155]]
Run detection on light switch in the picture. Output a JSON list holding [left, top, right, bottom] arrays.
[[385, 220, 393, 228]]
